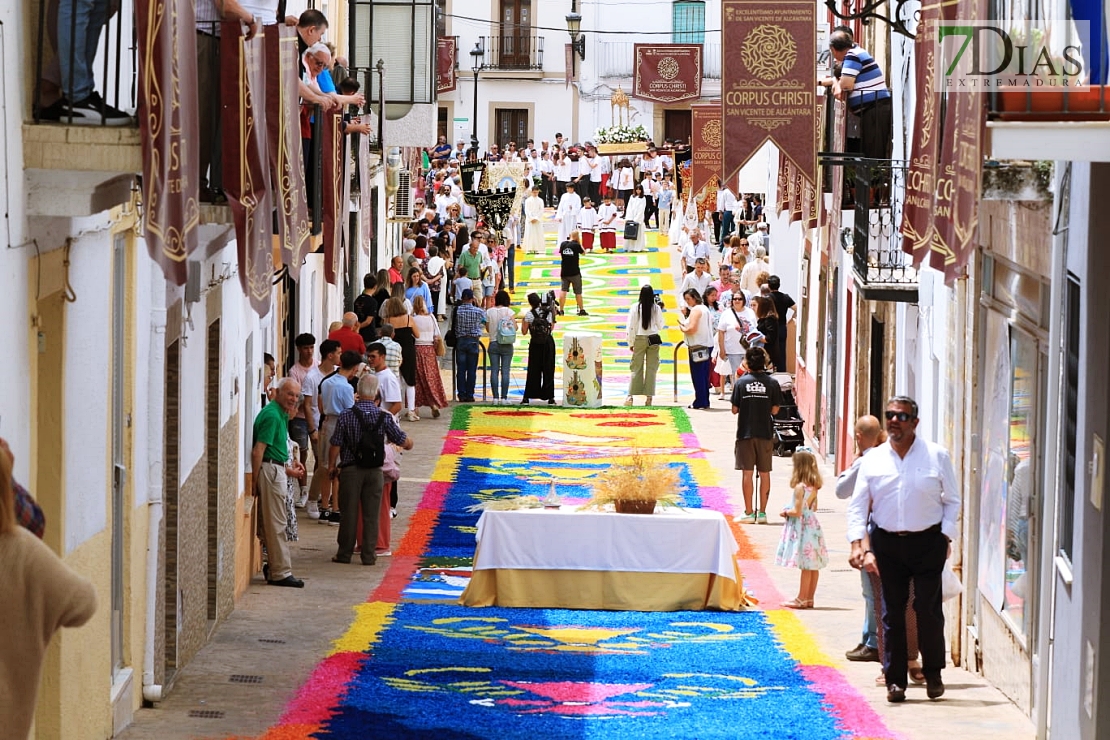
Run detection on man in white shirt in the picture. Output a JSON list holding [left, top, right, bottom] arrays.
[[847, 396, 960, 704], [836, 415, 884, 664], [522, 184, 547, 254], [366, 342, 403, 417], [680, 230, 710, 273], [554, 182, 582, 243], [749, 221, 771, 254], [716, 186, 737, 249], [680, 258, 711, 295]]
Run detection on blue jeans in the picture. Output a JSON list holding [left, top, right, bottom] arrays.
[[58, 0, 111, 101], [689, 357, 711, 409], [454, 336, 480, 400], [861, 568, 879, 649], [487, 343, 513, 399], [719, 211, 735, 246]]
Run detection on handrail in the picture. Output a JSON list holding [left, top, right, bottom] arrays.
[[672, 340, 686, 403]]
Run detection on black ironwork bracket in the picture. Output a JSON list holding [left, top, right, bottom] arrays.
[[824, 0, 917, 39]]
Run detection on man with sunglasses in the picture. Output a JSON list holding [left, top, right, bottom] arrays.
[[846, 396, 960, 704]]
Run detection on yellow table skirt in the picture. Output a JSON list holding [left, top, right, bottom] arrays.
[[459, 564, 752, 611]]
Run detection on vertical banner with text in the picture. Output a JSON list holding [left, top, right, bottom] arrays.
[[722, 0, 816, 186], [900, 1, 942, 264], [222, 26, 275, 317], [137, 0, 200, 286], [265, 25, 311, 276], [690, 104, 722, 195], [437, 37, 458, 94], [320, 111, 346, 285]]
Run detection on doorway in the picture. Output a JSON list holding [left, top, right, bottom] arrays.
[[111, 234, 128, 678], [206, 320, 220, 624], [869, 315, 885, 418], [496, 108, 528, 150], [664, 109, 691, 144], [163, 339, 181, 681]]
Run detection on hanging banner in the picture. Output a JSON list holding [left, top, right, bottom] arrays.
[[222, 24, 275, 317], [320, 110, 346, 285], [437, 36, 457, 94], [900, 1, 942, 264], [137, 0, 200, 286], [790, 164, 805, 223], [722, 0, 816, 187], [805, 98, 825, 230], [265, 25, 312, 277], [690, 104, 722, 196], [632, 44, 703, 103], [776, 154, 790, 213], [358, 135, 376, 254]]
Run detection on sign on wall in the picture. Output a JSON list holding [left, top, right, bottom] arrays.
[[721, 0, 816, 185], [632, 44, 703, 103]]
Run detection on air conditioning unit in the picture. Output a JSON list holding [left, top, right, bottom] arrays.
[[389, 171, 414, 221]]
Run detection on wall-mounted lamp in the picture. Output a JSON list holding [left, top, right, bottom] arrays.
[[565, 1, 586, 61]]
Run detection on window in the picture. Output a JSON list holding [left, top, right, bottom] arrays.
[[672, 1, 705, 44], [1060, 273, 1080, 562]]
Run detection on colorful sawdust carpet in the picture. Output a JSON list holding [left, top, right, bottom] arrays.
[[495, 224, 693, 402], [260, 407, 894, 739]]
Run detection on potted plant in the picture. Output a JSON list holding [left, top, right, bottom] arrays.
[[580, 453, 681, 514], [994, 25, 1109, 120]]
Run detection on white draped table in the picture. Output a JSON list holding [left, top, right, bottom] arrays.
[[459, 508, 751, 611]]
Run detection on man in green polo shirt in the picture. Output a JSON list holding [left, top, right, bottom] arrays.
[[252, 378, 307, 587], [457, 237, 483, 279]]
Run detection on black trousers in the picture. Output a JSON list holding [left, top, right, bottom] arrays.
[[872, 525, 947, 688], [542, 176, 557, 206], [644, 196, 658, 228], [711, 210, 722, 242]]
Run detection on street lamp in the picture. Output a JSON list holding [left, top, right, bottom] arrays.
[[565, 0, 586, 78], [470, 42, 485, 155]]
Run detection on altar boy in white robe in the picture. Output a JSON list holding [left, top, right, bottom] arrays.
[[522, 184, 547, 254], [554, 182, 582, 244], [577, 197, 599, 251]]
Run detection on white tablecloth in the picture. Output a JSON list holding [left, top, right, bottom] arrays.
[[472, 508, 740, 581]]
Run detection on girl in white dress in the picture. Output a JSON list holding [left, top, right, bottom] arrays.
[[623, 186, 647, 252]]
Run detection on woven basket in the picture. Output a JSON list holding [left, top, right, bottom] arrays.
[[615, 499, 657, 515]]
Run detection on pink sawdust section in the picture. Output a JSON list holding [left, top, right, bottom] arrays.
[[800, 665, 904, 740], [270, 651, 366, 728], [441, 429, 467, 455]]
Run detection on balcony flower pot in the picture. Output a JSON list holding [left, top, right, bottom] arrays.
[[996, 85, 1110, 121]]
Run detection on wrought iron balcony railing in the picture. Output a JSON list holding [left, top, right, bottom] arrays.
[[822, 155, 918, 301], [479, 31, 544, 71]]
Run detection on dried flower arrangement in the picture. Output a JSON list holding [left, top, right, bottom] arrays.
[[580, 453, 681, 514]]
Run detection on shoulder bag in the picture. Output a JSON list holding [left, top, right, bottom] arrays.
[[444, 306, 458, 348], [623, 221, 640, 240]]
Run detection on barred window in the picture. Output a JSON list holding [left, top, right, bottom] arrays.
[[672, 0, 705, 44]]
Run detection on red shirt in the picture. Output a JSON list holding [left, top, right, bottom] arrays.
[[328, 327, 367, 356], [388, 267, 403, 285]]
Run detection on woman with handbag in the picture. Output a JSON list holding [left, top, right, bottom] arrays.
[[678, 287, 714, 409], [624, 284, 665, 407], [485, 290, 517, 403], [623, 186, 648, 252], [754, 296, 781, 372], [410, 295, 447, 418]]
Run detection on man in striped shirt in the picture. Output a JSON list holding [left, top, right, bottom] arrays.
[[830, 30, 892, 161]]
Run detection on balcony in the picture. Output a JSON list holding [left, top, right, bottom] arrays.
[[823, 156, 918, 302], [596, 42, 721, 79], [479, 31, 544, 71]]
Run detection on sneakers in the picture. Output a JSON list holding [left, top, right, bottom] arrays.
[[44, 91, 131, 126], [756, 512, 768, 524], [319, 509, 341, 524], [306, 501, 321, 519], [296, 488, 309, 508], [405, 410, 420, 421], [375, 550, 392, 557], [577, 309, 589, 316], [736, 512, 757, 524]]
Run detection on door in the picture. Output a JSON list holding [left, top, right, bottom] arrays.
[[496, 108, 528, 150], [664, 109, 691, 145], [498, 0, 531, 68]]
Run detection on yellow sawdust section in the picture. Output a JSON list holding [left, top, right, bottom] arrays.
[[329, 601, 398, 656], [764, 609, 838, 667], [431, 449, 460, 482]]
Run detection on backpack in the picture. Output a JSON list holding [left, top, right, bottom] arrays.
[[529, 308, 551, 337], [353, 407, 386, 469], [495, 312, 517, 344]]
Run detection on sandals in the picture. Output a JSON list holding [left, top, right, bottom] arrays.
[[782, 598, 813, 609], [431, 407, 441, 418], [624, 397, 634, 407], [909, 663, 926, 685]]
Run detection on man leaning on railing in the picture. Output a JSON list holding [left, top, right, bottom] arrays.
[[829, 29, 893, 162]]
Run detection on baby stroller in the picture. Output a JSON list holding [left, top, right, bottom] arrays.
[[771, 372, 804, 456]]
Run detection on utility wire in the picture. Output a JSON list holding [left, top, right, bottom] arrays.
[[444, 12, 722, 36]]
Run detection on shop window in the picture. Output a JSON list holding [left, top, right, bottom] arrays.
[[672, 1, 705, 44]]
